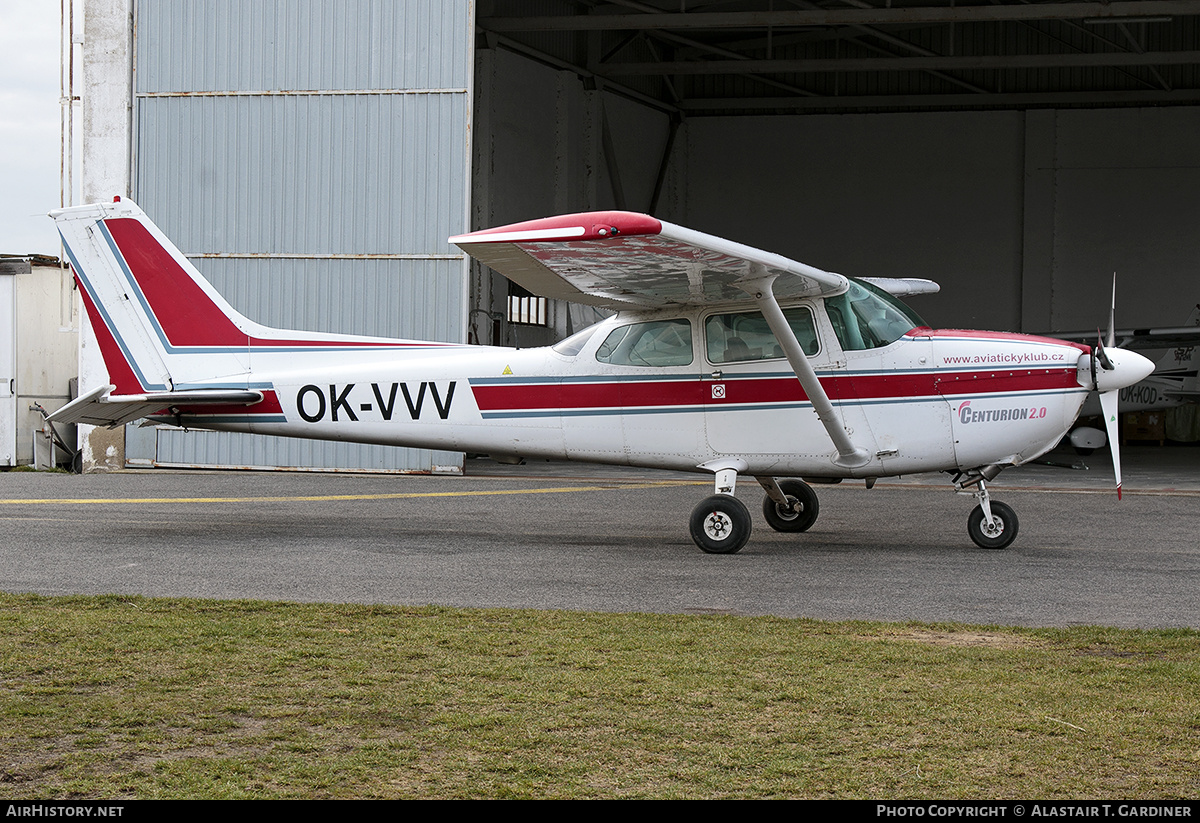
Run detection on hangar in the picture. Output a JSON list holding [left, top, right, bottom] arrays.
[[68, 0, 1200, 472]]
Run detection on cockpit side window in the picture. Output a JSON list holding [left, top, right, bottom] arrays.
[[595, 318, 694, 367], [705, 307, 819, 363]]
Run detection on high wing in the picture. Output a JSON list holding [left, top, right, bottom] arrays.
[[49, 384, 264, 428], [453, 211, 877, 468], [449, 211, 849, 308]]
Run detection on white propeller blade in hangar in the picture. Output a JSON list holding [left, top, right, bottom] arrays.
[[1085, 276, 1155, 500]]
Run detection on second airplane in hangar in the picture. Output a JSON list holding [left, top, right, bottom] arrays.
[[49, 199, 1154, 553]]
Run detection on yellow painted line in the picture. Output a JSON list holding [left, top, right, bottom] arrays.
[[876, 482, 1200, 497], [0, 480, 705, 506]]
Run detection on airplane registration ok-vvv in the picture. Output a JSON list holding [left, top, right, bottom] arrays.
[[49, 199, 1153, 553]]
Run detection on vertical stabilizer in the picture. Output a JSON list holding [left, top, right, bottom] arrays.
[[52, 198, 254, 391], [1157, 304, 1200, 392], [52, 197, 448, 398]]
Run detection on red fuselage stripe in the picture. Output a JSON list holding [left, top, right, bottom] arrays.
[[471, 369, 1080, 411]]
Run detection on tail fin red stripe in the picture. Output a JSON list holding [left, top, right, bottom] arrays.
[[77, 277, 148, 394], [104, 217, 248, 347]]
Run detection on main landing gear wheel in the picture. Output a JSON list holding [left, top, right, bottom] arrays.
[[762, 479, 820, 533], [967, 500, 1019, 550], [690, 495, 752, 554]]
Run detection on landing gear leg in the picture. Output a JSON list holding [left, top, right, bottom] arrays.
[[690, 464, 752, 554], [962, 478, 1019, 550], [758, 477, 820, 533]]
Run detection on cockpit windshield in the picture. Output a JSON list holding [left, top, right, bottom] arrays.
[[824, 279, 927, 351]]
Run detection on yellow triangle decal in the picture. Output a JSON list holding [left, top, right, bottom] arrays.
[[502, 365, 513, 375]]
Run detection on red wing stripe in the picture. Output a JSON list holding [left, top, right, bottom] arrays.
[[452, 211, 663, 243]]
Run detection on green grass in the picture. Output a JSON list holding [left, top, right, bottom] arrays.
[[1, 593, 1197, 798]]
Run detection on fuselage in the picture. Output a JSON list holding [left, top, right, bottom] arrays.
[[167, 293, 1092, 479]]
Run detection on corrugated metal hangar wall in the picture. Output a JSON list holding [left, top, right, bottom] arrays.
[[124, 0, 473, 472]]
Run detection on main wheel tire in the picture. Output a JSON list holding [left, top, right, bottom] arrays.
[[690, 495, 752, 554], [967, 501, 1019, 550], [762, 479, 820, 533]]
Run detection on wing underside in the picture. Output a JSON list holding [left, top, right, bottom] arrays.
[[450, 211, 849, 309]]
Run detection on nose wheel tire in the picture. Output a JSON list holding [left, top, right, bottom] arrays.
[[967, 501, 1019, 550], [690, 495, 752, 554], [762, 479, 820, 533]]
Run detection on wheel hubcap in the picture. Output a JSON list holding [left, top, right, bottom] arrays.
[[704, 511, 733, 540], [982, 516, 1004, 538], [775, 496, 800, 519]]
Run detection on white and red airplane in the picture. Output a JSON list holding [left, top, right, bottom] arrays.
[[48, 197, 1154, 553]]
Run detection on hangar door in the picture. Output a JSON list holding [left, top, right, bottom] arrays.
[[126, 0, 472, 473]]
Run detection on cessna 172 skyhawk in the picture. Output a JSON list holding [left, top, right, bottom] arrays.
[[48, 198, 1154, 553]]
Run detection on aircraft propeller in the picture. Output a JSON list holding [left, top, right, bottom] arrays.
[[1080, 276, 1155, 500]]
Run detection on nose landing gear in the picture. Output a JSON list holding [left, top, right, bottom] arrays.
[[956, 474, 1019, 550]]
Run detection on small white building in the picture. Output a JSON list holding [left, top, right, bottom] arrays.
[[0, 255, 79, 467]]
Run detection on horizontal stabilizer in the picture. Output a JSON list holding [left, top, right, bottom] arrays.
[[49, 385, 264, 428]]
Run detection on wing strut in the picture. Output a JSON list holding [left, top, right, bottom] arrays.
[[745, 275, 872, 469]]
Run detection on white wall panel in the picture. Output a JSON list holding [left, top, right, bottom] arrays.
[[136, 0, 469, 92]]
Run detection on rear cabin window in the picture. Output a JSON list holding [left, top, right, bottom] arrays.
[[552, 324, 600, 357], [705, 307, 819, 364], [595, 319, 693, 367]]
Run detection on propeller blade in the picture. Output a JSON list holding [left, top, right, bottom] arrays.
[[1106, 273, 1117, 350], [1080, 275, 1151, 501], [1092, 275, 1118, 377], [1099, 389, 1122, 500], [1095, 329, 1114, 371]]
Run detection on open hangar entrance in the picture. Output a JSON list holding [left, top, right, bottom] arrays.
[[472, 1, 1200, 346]]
